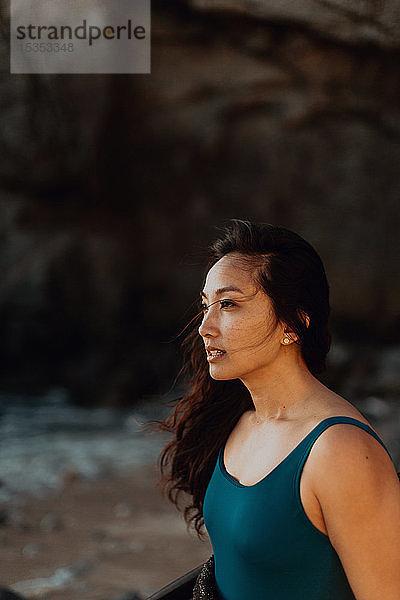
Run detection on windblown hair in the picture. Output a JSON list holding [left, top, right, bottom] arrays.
[[151, 220, 331, 539]]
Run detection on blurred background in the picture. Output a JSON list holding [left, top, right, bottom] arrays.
[[0, 1, 399, 598]]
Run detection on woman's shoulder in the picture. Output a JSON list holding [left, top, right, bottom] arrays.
[[305, 411, 398, 494], [312, 420, 390, 464], [300, 389, 397, 482]]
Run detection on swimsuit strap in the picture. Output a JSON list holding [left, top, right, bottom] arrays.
[[299, 415, 394, 465]]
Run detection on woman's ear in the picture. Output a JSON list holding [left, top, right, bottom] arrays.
[[281, 325, 299, 344]]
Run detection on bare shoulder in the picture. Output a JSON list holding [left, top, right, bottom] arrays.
[[306, 421, 399, 496]]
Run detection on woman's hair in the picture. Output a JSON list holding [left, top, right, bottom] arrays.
[[151, 220, 331, 539]]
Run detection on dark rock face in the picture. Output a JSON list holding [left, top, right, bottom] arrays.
[[0, 4, 399, 402], [190, 0, 400, 48]]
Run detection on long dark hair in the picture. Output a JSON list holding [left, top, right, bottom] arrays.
[[152, 220, 331, 539]]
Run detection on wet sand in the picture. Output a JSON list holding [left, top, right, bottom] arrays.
[[0, 463, 212, 600]]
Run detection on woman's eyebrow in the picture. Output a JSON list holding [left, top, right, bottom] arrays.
[[201, 286, 245, 298]]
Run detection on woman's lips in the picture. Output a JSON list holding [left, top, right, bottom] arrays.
[[206, 347, 227, 362]]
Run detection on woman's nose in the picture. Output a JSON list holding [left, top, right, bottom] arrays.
[[198, 309, 218, 338]]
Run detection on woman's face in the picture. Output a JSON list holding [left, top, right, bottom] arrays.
[[198, 253, 285, 381]]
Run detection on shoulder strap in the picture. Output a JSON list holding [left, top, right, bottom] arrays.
[[297, 416, 394, 475]]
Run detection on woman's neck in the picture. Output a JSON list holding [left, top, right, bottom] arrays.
[[240, 354, 323, 423]]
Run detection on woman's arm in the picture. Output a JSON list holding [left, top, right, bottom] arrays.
[[309, 425, 400, 600]]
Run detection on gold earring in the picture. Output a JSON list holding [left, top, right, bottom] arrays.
[[282, 337, 291, 345]]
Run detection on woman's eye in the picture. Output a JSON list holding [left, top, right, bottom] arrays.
[[200, 299, 236, 313], [220, 299, 236, 309]]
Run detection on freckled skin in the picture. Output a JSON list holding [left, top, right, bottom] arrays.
[[199, 254, 286, 381], [198, 252, 344, 422]]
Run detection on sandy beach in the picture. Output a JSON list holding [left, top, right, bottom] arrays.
[[0, 463, 212, 600]]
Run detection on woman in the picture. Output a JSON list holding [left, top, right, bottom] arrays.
[[155, 220, 400, 600]]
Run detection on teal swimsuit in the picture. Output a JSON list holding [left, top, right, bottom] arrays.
[[203, 416, 394, 600]]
